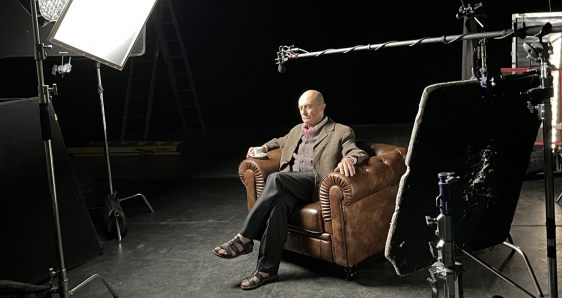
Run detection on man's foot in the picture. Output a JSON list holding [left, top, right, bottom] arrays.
[[213, 234, 253, 259], [240, 270, 278, 290]]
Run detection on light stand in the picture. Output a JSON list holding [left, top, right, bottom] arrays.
[[28, 0, 117, 297], [426, 173, 544, 298], [96, 62, 154, 243], [426, 172, 464, 298], [519, 23, 558, 298], [457, 1, 488, 82]]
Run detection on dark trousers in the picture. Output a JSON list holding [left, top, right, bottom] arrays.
[[239, 171, 315, 275]]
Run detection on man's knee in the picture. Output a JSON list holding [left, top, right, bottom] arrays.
[[266, 172, 284, 185]]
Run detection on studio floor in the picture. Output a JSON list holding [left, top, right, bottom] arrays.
[[46, 125, 562, 297]]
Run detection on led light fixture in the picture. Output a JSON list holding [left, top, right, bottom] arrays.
[[38, 0, 69, 22], [16, 0, 68, 26]]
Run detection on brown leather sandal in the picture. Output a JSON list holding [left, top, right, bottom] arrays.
[[213, 235, 253, 259], [240, 270, 278, 290]]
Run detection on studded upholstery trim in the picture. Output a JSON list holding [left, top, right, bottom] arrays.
[[238, 160, 265, 197], [319, 174, 351, 221]]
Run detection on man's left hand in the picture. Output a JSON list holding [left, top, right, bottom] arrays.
[[335, 157, 355, 177]]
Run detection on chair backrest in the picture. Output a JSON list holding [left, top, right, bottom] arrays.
[[357, 141, 405, 157]]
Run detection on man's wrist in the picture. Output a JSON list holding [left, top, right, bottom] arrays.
[[345, 156, 356, 164]]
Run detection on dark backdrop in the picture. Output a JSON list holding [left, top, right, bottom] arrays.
[[0, 98, 102, 284], [0, 1, 559, 145]]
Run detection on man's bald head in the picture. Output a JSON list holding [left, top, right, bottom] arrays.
[[300, 90, 325, 105], [298, 90, 326, 127]]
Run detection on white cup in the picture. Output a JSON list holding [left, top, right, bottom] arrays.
[[253, 146, 263, 156]]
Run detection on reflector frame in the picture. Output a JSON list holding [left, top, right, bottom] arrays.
[[47, 0, 158, 70]]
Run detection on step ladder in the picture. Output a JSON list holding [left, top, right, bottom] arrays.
[[120, 40, 159, 141], [120, 0, 205, 141]]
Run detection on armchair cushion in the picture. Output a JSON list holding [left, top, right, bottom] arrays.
[[288, 202, 324, 234]]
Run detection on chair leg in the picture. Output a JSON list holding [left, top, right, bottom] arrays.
[[343, 266, 356, 281]]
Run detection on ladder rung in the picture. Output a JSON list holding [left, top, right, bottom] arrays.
[[122, 0, 206, 138]]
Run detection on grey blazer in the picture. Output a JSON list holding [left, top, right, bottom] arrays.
[[263, 117, 368, 199]]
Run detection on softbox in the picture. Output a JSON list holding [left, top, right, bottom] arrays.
[[0, 0, 146, 58]]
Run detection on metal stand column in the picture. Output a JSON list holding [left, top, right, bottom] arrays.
[[29, 0, 117, 296], [96, 62, 154, 243]]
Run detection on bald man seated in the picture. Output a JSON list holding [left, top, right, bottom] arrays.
[[213, 90, 368, 290]]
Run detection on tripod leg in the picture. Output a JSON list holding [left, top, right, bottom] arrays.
[[501, 241, 544, 297], [118, 193, 154, 213], [498, 234, 516, 271], [116, 215, 122, 243], [70, 274, 118, 298], [460, 248, 539, 297]]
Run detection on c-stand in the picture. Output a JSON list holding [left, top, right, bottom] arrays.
[[95, 62, 154, 243], [28, 0, 117, 297], [426, 172, 544, 298], [425, 172, 463, 298], [457, 1, 488, 82], [519, 22, 558, 298]]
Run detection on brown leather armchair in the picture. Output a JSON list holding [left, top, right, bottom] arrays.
[[238, 142, 407, 279]]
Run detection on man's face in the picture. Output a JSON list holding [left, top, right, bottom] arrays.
[[298, 95, 325, 127]]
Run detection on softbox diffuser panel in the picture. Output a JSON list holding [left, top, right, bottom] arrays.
[[48, 0, 158, 70], [0, 0, 146, 58], [385, 74, 541, 276], [0, 98, 102, 284]]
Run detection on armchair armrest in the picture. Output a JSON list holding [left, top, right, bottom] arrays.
[[319, 147, 407, 220], [319, 145, 407, 266], [238, 148, 282, 210]]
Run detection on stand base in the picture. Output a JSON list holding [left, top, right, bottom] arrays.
[[50, 269, 118, 298], [69, 274, 118, 298], [460, 247, 542, 298], [102, 192, 154, 243]]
